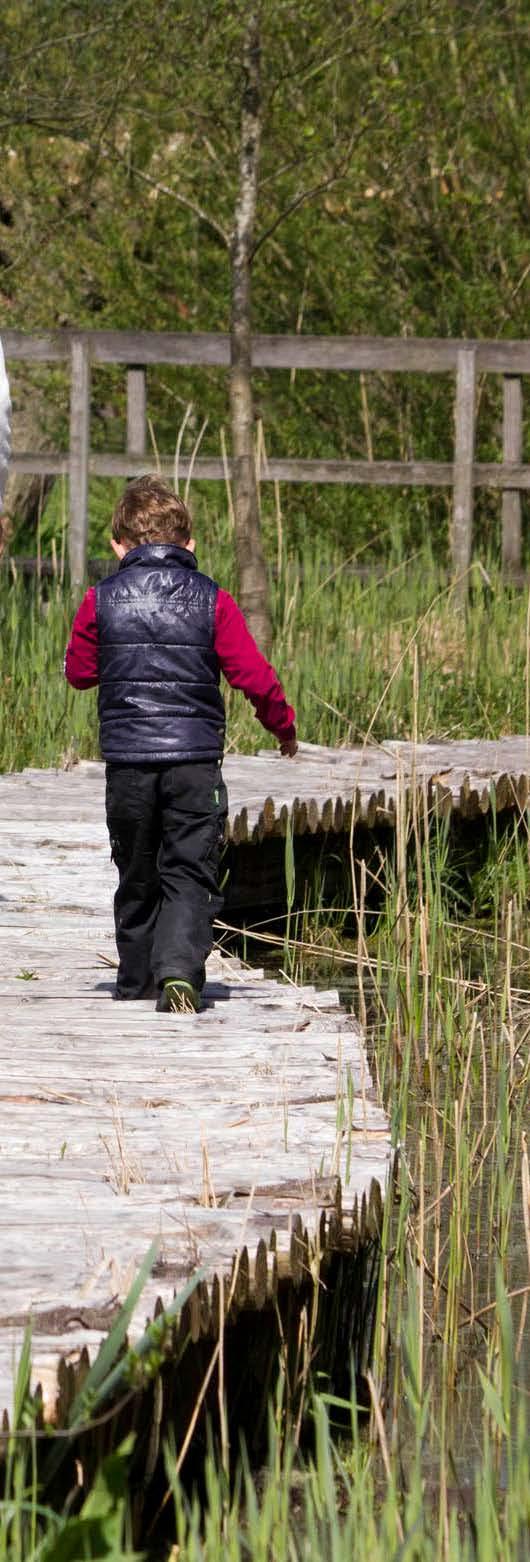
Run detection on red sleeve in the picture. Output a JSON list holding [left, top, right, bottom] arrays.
[[64, 586, 99, 688], [214, 589, 296, 743]]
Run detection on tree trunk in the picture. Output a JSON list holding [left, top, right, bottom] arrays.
[[229, 9, 272, 655]]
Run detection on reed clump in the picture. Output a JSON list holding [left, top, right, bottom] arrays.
[[369, 797, 530, 1560], [274, 776, 530, 1561], [214, 772, 530, 1556]]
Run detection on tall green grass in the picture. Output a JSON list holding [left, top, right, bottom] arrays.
[[275, 782, 530, 1560], [215, 789, 530, 1558], [1, 541, 529, 771]]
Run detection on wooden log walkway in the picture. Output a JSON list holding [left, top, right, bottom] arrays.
[[0, 762, 392, 1430], [3, 736, 530, 850], [246, 736, 530, 832]]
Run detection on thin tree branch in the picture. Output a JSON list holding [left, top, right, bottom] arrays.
[[252, 81, 419, 264], [107, 143, 230, 246], [250, 127, 361, 261], [201, 135, 233, 186], [2, 18, 123, 69]]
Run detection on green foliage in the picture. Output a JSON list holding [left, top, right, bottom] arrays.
[[0, 574, 99, 771], [0, 1435, 142, 1562], [470, 817, 530, 921], [0, 1253, 208, 1561], [38, 1438, 142, 1562], [6, 1387, 529, 1560], [2, 1, 530, 561]]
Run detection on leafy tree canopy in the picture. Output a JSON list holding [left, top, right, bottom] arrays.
[[1, 0, 530, 555]]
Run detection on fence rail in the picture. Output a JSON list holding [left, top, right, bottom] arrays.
[[4, 330, 529, 585]]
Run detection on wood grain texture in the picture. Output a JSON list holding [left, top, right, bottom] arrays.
[[6, 329, 530, 373], [68, 339, 91, 587], [502, 376, 523, 569], [126, 369, 147, 459], [10, 453, 530, 490], [0, 762, 391, 1425], [452, 348, 476, 586]]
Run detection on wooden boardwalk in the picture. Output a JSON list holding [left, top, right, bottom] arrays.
[[1, 732, 522, 1429], [245, 736, 530, 833], [0, 761, 391, 1429], [3, 736, 530, 847]]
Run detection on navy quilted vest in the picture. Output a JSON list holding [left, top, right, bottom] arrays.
[[95, 543, 225, 763]]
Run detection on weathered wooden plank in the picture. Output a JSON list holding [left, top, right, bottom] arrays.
[[5, 328, 530, 374], [452, 347, 476, 593], [0, 763, 392, 1424], [476, 464, 530, 489], [68, 338, 91, 585], [90, 455, 456, 486], [3, 742, 530, 849], [0, 453, 456, 485], [7, 454, 70, 475], [126, 368, 147, 458], [9, 452, 530, 491], [502, 376, 523, 571], [475, 341, 530, 373]]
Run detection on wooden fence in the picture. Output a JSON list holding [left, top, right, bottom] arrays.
[[3, 329, 529, 585]]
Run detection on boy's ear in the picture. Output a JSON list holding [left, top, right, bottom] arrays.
[[111, 537, 127, 561]]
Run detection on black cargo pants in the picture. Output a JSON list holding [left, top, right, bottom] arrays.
[[105, 760, 228, 999]]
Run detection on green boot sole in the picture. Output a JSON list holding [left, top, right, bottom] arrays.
[[156, 979, 201, 1014]]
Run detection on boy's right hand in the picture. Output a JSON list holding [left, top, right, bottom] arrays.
[[280, 737, 298, 758]]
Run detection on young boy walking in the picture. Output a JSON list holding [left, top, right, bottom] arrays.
[[65, 476, 297, 1012]]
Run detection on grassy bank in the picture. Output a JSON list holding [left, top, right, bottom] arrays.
[[0, 542, 529, 771]]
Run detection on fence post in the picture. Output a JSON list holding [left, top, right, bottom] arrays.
[[69, 337, 90, 585], [452, 347, 476, 601], [502, 375, 522, 574], [127, 367, 147, 458]]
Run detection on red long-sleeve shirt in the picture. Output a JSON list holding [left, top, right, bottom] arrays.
[[65, 585, 296, 745]]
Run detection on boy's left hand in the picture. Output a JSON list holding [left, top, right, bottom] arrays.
[[280, 737, 298, 758]]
